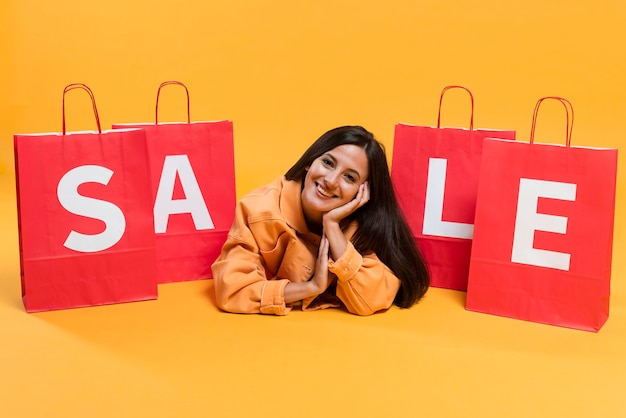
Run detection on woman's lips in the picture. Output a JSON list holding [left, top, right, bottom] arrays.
[[316, 183, 335, 198]]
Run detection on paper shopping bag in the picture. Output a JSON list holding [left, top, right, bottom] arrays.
[[391, 86, 516, 291], [466, 97, 618, 332], [113, 81, 236, 283], [14, 83, 157, 312]]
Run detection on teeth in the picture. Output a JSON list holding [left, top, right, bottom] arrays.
[[317, 184, 334, 198]]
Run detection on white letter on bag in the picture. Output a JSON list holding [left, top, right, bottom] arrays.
[[512, 178, 577, 271], [57, 165, 126, 253], [422, 158, 474, 239], [154, 154, 214, 234]]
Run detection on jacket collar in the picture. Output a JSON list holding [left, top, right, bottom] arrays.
[[280, 176, 311, 235]]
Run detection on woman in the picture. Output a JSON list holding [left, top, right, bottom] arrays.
[[212, 125, 429, 315]]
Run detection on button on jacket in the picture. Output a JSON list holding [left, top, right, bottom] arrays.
[[211, 176, 401, 315]]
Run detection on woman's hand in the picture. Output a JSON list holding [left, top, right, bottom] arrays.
[[322, 181, 370, 226], [284, 235, 331, 303], [309, 235, 331, 293], [322, 182, 369, 260]]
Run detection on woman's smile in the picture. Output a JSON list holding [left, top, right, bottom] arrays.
[[315, 182, 336, 198]]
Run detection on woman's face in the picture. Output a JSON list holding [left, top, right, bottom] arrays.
[[301, 144, 369, 226]]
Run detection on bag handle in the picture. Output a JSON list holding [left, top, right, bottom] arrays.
[[437, 85, 474, 130], [156, 80, 190, 124], [530, 96, 574, 147], [62, 83, 102, 135]]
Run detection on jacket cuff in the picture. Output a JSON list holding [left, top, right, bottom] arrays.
[[328, 242, 361, 282], [260, 279, 291, 315]]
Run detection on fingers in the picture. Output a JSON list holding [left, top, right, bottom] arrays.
[[322, 182, 370, 227], [312, 235, 330, 292], [353, 181, 370, 209], [360, 181, 370, 205], [318, 234, 329, 258]]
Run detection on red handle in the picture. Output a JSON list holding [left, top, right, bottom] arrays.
[[529, 96, 574, 147], [62, 83, 101, 135], [437, 85, 474, 130], [156, 81, 190, 124]]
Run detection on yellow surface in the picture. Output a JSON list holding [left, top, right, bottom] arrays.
[[1, 1, 625, 417]]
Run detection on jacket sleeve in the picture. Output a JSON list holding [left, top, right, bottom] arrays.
[[329, 242, 401, 315], [211, 203, 291, 316]]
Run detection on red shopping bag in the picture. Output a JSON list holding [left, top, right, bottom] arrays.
[[14, 84, 157, 312], [466, 97, 618, 332], [391, 86, 516, 291], [113, 81, 236, 283]]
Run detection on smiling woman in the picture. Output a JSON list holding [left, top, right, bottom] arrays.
[[211, 126, 430, 316], [300, 143, 369, 235]]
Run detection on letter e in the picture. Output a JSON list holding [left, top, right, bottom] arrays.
[[512, 178, 576, 270]]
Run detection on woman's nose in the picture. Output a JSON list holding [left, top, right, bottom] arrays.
[[324, 173, 339, 188]]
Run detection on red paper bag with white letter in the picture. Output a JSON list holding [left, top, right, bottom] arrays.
[[113, 81, 235, 283], [14, 84, 157, 312], [391, 86, 516, 290], [466, 97, 618, 332]]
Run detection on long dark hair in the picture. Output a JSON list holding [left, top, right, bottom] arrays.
[[285, 126, 429, 308]]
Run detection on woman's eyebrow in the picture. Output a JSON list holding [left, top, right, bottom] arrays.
[[323, 152, 337, 162], [346, 168, 362, 180]]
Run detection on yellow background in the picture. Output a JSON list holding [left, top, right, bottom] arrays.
[[1, 1, 625, 417]]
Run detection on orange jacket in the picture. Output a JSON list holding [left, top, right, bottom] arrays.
[[211, 176, 401, 315]]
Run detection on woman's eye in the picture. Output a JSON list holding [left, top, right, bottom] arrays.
[[344, 174, 356, 183], [321, 158, 333, 167]]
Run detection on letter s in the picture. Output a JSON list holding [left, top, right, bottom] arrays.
[[57, 165, 126, 253]]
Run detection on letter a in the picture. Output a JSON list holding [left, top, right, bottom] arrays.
[[422, 158, 474, 239], [512, 178, 577, 271], [154, 154, 214, 234]]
